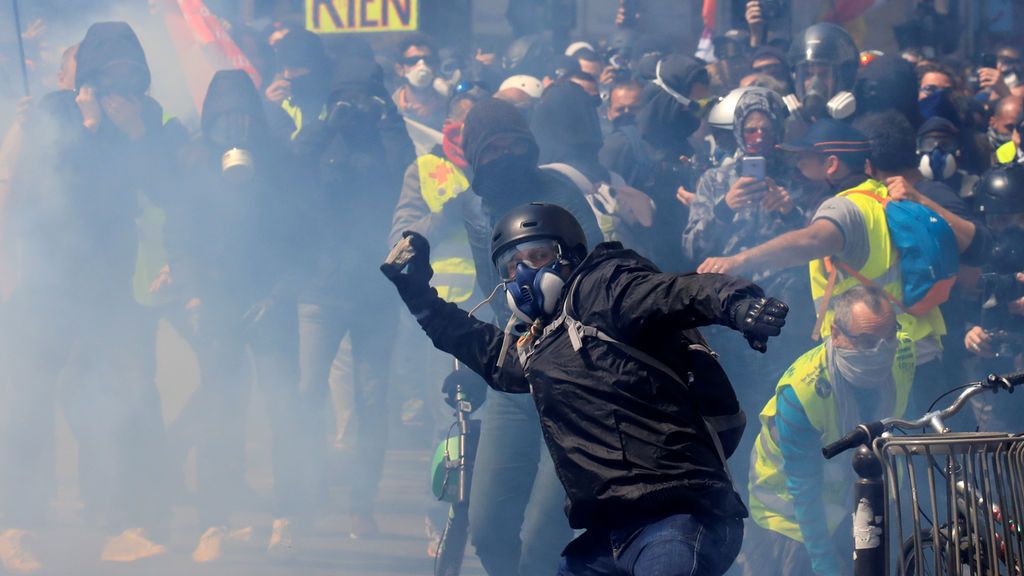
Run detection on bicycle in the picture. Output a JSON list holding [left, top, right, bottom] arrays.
[[823, 370, 1024, 576], [430, 364, 482, 576]]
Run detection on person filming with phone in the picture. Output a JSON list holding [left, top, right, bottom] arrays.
[[684, 88, 826, 488]]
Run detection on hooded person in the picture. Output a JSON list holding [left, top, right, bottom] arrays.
[[684, 88, 823, 489], [264, 29, 332, 140], [162, 69, 309, 560], [454, 96, 603, 575], [289, 53, 413, 539], [531, 81, 655, 255], [624, 54, 710, 272], [1, 21, 176, 570]]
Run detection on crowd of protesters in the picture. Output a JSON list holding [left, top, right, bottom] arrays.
[[0, 1, 1023, 575]]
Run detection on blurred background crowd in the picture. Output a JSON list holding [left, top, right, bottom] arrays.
[[1, 0, 1023, 574]]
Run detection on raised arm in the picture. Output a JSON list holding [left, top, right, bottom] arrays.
[[697, 218, 844, 277]]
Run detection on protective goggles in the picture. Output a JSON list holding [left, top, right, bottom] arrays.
[[495, 239, 561, 281]]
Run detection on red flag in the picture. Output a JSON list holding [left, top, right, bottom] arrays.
[[159, 0, 262, 112], [702, 0, 717, 31]]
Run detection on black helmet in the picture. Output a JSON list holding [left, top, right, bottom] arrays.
[[490, 203, 588, 266], [503, 33, 554, 79], [788, 23, 859, 98], [975, 163, 1024, 215]]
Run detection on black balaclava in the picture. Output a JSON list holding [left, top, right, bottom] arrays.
[[202, 69, 267, 146], [463, 97, 540, 201], [274, 29, 330, 106], [531, 81, 608, 183], [326, 56, 390, 134], [75, 21, 150, 94], [636, 54, 708, 159]]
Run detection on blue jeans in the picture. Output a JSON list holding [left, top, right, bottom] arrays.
[[558, 514, 743, 576], [469, 390, 573, 576]]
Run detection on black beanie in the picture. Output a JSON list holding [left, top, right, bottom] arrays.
[[274, 29, 327, 72], [462, 97, 539, 173]]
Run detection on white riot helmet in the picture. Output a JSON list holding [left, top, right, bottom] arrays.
[[564, 41, 595, 57], [499, 74, 544, 99], [708, 87, 755, 130]]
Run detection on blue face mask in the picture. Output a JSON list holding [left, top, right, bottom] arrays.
[[918, 89, 957, 122], [504, 261, 566, 323]]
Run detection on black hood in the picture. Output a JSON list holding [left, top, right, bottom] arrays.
[[463, 97, 540, 174], [531, 81, 607, 181], [75, 21, 150, 93], [330, 56, 388, 100], [201, 69, 266, 139], [273, 29, 328, 72], [637, 54, 707, 158]]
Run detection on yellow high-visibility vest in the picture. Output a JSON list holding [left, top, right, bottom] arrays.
[[281, 98, 327, 140], [748, 338, 915, 541], [809, 178, 945, 344], [417, 154, 475, 304]]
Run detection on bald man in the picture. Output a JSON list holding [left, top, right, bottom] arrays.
[[989, 95, 1024, 151]]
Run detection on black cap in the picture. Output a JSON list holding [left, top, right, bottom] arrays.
[[778, 118, 871, 155], [917, 116, 959, 137]]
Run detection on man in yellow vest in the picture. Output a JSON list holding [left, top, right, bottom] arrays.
[[698, 120, 950, 414], [740, 286, 916, 576]]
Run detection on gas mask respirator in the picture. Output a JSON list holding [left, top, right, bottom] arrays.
[[405, 60, 436, 89], [918, 136, 959, 181], [789, 65, 856, 120], [221, 148, 255, 184], [505, 262, 565, 324], [497, 240, 568, 324]]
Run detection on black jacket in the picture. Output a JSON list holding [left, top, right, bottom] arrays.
[[413, 242, 755, 529], [163, 70, 304, 314]]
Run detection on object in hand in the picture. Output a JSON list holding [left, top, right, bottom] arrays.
[[740, 156, 767, 180]]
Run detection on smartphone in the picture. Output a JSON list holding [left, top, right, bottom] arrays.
[[981, 53, 998, 69], [740, 156, 767, 180]]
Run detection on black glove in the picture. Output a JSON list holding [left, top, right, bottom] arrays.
[[381, 231, 436, 310], [733, 296, 789, 353], [442, 368, 488, 412]]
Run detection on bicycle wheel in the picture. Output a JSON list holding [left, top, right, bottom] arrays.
[[901, 529, 973, 576], [434, 501, 470, 576]]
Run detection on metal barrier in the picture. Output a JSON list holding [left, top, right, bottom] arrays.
[[874, 433, 1024, 575]]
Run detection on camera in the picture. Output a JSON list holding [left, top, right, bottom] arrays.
[[979, 228, 1024, 355]]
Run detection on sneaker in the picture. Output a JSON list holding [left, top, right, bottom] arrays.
[[101, 528, 167, 563], [267, 518, 294, 556], [348, 513, 379, 539], [0, 529, 42, 574], [191, 525, 253, 563]]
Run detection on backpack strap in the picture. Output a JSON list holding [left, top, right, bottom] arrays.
[[810, 187, 906, 339], [811, 258, 840, 341], [540, 163, 598, 196], [545, 274, 734, 480], [840, 188, 889, 205]]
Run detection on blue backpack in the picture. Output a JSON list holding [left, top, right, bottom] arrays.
[[833, 189, 959, 315]]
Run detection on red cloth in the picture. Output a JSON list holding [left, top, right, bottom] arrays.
[[442, 120, 468, 170]]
